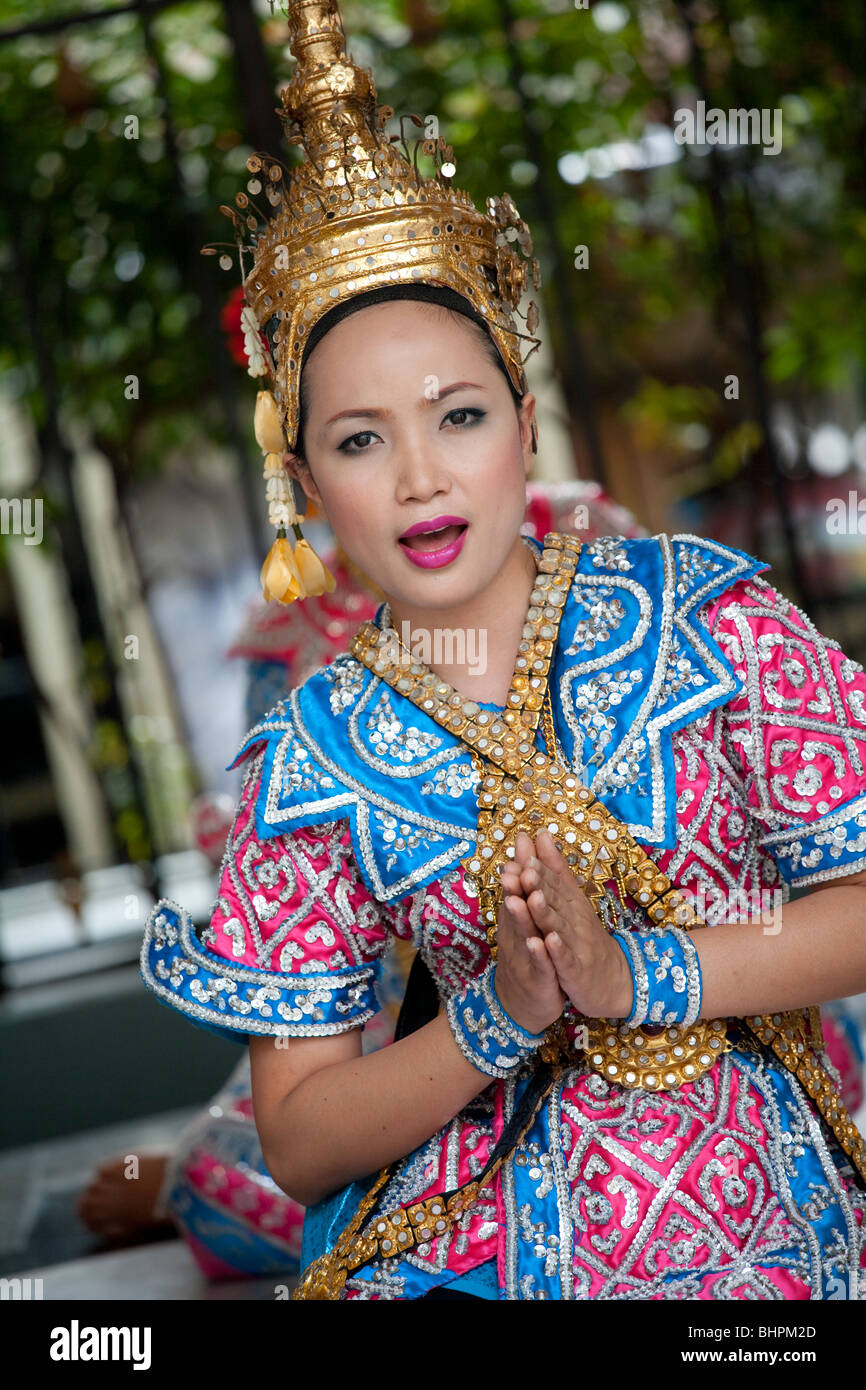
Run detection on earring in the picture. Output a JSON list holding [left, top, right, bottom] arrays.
[[254, 390, 335, 604]]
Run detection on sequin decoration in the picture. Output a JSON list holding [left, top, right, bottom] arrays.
[[322, 654, 366, 714], [587, 536, 634, 572], [364, 689, 445, 763]]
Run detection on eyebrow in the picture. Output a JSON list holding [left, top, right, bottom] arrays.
[[324, 381, 486, 427]]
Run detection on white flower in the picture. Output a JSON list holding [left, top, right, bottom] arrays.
[[268, 501, 293, 528], [241, 305, 272, 378]]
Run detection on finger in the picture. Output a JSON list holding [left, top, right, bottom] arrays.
[[517, 859, 539, 896], [503, 893, 540, 941], [545, 929, 577, 971], [513, 830, 536, 867], [525, 886, 567, 939], [525, 933, 558, 981], [525, 849, 578, 922], [520, 855, 556, 898], [536, 836, 577, 904], [517, 851, 580, 934], [501, 880, 525, 906], [519, 890, 554, 945], [544, 931, 578, 995], [517, 853, 552, 900], [517, 856, 567, 934], [536, 863, 573, 924], [533, 833, 573, 890], [499, 861, 523, 893]]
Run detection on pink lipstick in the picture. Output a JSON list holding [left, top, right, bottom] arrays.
[[397, 516, 469, 569]]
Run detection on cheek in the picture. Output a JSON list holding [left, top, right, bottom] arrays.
[[311, 471, 378, 532], [470, 422, 527, 487]]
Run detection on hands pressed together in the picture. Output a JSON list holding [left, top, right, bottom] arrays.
[[493, 829, 633, 1037]]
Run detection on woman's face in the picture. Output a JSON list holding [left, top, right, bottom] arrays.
[[285, 299, 536, 617]]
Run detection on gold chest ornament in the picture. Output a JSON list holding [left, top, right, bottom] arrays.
[[351, 532, 866, 1184]]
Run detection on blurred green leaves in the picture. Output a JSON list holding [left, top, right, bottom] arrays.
[[0, 0, 862, 500]]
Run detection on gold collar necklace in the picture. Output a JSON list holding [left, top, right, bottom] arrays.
[[350, 530, 732, 1089]]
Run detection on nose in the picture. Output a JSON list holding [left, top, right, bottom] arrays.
[[393, 429, 453, 506]]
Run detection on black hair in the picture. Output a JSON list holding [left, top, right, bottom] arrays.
[[261, 285, 527, 467]]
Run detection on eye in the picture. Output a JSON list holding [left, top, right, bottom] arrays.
[[337, 430, 379, 455], [443, 407, 485, 428]]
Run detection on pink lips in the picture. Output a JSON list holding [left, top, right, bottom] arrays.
[[400, 514, 468, 539], [397, 515, 469, 570]]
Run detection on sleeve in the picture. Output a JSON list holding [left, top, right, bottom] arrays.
[[140, 751, 391, 1042], [704, 574, 866, 888]]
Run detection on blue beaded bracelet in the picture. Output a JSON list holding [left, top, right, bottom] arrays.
[[612, 925, 702, 1029], [446, 962, 546, 1079]]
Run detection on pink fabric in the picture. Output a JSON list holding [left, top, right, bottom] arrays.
[[207, 774, 389, 974], [184, 1150, 305, 1249], [703, 576, 866, 833], [406, 1115, 500, 1276], [555, 1065, 814, 1299]]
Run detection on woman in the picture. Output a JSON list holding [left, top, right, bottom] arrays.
[[141, 1, 866, 1298]]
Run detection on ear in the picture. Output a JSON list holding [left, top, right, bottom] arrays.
[[518, 393, 537, 475], [283, 451, 325, 515]]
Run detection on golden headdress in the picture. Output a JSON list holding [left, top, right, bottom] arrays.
[[208, 0, 543, 603]]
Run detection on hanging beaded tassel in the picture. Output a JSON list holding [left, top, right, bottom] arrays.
[[253, 387, 335, 605]]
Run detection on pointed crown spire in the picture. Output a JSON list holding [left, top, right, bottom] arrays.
[[207, 0, 542, 454]]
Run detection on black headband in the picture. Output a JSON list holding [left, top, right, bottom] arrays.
[[301, 282, 508, 365]]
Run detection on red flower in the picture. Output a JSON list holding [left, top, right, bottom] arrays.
[[221, 285, 247, 367]]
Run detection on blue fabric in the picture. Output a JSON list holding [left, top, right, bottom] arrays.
[[546, 536, 766, 846], [612, 924, 702, 1027], [227, 660, 481, 903], [725, 1051, 860, 1300], [140, 901, 381, 1044], [447, 1258, 500, 1299], [760, 791, 866, 886], [446, 962, 544, 1077], [300, 1176, 377, 1272]]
